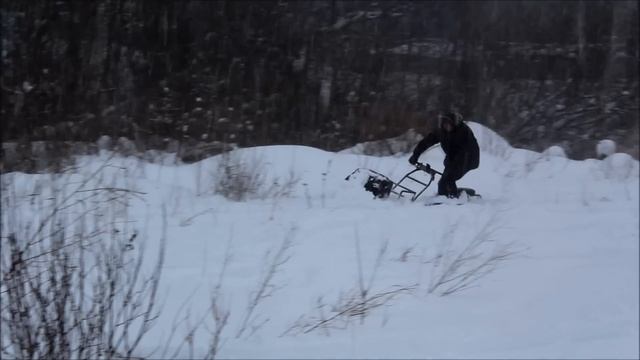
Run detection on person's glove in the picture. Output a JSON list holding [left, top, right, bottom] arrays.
[[408, 154, 418, 165]]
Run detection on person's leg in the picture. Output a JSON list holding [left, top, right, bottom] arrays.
[[438, 169, 458, 197], [438, 163, 468, 198], [436, 177, 448, 196]]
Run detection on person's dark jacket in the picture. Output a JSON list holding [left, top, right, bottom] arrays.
[[411, 121, 479, 172]]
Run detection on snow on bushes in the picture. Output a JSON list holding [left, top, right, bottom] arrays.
[[601, 152, 639, 180], [596, 139, 617, 159], [542, 145, 567, 159]]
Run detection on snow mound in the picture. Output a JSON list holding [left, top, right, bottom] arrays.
[[339, 129, 422, 156], [601, 152, 639, 180], [466, 122, 513, 158], [542, 145, 567, 159], [596, 139, 617, 159], [341, 122, 512, 159]]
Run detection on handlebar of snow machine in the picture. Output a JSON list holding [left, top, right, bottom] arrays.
[[415, 162, 442, 176]]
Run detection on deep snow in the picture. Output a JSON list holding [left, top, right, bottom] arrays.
[[2, 122, 638, 359]]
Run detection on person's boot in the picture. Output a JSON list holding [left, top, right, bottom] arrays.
[[446, 183, 459, 199]]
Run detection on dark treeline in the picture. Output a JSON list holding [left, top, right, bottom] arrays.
[[1, 0, 638, 160]]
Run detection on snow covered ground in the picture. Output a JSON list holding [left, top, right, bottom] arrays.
[[2, 123, 638, 359]]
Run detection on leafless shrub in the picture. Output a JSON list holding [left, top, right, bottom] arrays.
[[427, 215, 517, 296], [354, 235, 387, 319], [523, 152, 543, 175], [160, 291, 201, 360], [161, 240, 232, 360], [194, 239, 233, 360], [262, 168, 301, 200], [1, 160, 165, 360], [203, 294, 230, 360], [212, 151, 300, 201], [235, 228, 295, 339], [157, 227, 295, 358], [267, 169, 302, 221], [580, 181, 592, 207], [396, 244, 417, 263], [202, 252, 232, 360], [320, 159, 332, 208], [282, 235, 416, 337], [281, 285, 415, 337], [179, 208, 216, 227], [213, 150, 265, 201], [302, 183, 313, 208]]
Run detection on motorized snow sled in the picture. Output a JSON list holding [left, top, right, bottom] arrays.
[[345, 162, 480, 202]]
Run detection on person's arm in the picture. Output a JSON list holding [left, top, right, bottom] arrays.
[[409, 132, 439, 164]]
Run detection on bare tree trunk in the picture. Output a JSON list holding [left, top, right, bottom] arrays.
[[576, 0, 587, 73], [603, 1, 634, 85]]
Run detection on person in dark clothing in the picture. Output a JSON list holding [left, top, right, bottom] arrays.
[[408, 112, 480, 198]]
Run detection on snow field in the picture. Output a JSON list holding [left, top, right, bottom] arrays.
[[2, 122, 638, 358]]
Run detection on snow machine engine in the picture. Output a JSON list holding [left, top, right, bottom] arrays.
[[363, 175, 393, 199]]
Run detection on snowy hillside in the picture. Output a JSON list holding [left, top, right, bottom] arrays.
[[2, 123, 638, 359]]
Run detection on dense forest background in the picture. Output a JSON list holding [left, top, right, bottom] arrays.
[[1, 0, 638, 170]]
